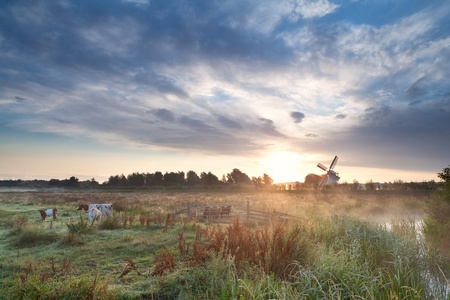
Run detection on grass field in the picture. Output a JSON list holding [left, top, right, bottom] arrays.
[[0, 189, 448, 299]]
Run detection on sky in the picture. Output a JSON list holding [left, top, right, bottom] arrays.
[[1, 0, 449, 184]]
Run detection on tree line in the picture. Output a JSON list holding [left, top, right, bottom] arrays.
[[0, 169, 274, 189], [107, 168, 273, 188], [0, 168, 443, 191]]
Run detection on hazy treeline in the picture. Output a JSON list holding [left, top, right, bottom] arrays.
[[0, 169, 440, 191], [0, 169, 274, 189], [277, 179, 439, 191]]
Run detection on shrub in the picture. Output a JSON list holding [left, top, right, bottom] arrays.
[[99, 215, 122, 230], [12, 225, 58, 247], [0, 269, 116, 299], [66, 214, 94, 235]]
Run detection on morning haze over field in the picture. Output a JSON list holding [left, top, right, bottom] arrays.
[[0, 0, 449, 183]]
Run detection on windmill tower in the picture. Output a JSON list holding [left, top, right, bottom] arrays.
[[317, 156, 340, 189]]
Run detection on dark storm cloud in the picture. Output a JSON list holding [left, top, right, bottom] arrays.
[[258, 118, 285, 137], [152, 108, 175, 123], [335, 114, 346, 119], [216, 115, 243, 130], [134, 74, 189, 99], [360, 106, 391, 125], [14, 96, 25, 102], [404, 75, 430, 100], [178, 116, 214, 133], [335, 100, 450, 171], [290, 111, 305, 123]]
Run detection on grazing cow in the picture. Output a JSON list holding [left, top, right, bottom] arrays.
[[76, 204, 89, 212], [95, 204, 113, 217], [39, 208, 57, 221], [190, 208, 197, 220], [210, 207, 220, 219], [202, 206, 211, 219], [220, 206, 231, 218], [77, 204, 113, 217], [88, 207, 102, 223]]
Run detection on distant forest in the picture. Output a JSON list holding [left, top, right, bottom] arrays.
[[0, 168, 440, 191]]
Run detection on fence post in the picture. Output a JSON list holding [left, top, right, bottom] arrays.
[[247, 201, 250, 221], [187, 203, 191, 220]]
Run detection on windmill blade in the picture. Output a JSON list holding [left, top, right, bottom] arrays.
[[318, 174, 328, 188], [329, 156, 339, 170], [317, 163, 328, 171]]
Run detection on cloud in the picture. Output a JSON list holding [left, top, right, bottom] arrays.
[[404, 74, 430, 100], [0, 0, 449, 177], [216, 115, 243, 130], [293, 0, 339, 19], [291, 111, 306, 123], [152, 109, 175, 123], [258, 118, 285, 137]]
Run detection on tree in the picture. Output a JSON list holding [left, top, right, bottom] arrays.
[[67, 176, 79, 188], [163, 172, 185, 185], [263, 173, 274, 186], [438, 166, 450, 183], [304, 173, 322, 185], [437, 165, 450, 202], [127, 172, 145, 186], [200, 172, 219, 185], [251, 176, 263, 189], [365, 179, 376, 190], [226, 168, 251, 184], [186, 170, 201, 186]]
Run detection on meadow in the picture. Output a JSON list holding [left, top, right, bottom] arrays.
[[0, 188, 448, 299]]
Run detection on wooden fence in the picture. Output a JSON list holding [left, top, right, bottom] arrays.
[[170, 202, 305, 224]]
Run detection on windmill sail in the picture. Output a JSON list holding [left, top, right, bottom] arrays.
[[317, 156, 340, 188]]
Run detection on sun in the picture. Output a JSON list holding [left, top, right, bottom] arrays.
[[261, 151, 303, 183]]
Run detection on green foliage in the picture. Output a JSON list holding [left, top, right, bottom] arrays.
[[437, 166, 450, 183], [66, 214, 94, 235], [11, 222, 58, 247], [99, 216, 122, 230], [0, 270, 116, 300], [310, 214, 423, 274]]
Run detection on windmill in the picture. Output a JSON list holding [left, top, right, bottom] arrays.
[[317, 156, 340, 189]]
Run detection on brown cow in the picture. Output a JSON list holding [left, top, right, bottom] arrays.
[[220, 206, 231, 218], [202, 206, 211, 219], [39, 208, 57, 221]]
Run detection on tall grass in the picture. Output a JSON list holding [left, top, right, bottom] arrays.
[[0, 265, 116, 300], [0, 190, 447, 299], [164, 214, 437, 299]]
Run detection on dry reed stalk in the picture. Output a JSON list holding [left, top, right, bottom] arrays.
[[119, 258, 142, 280], [178, 232, 186, 256], [152, 247, 176, 275]]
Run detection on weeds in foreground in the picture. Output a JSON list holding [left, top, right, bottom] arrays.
[[0, 258, 116, 300], [66, 214, 93, 235], [11, 224, 58, 247], [119, 258, 142, 281], [99, 215, 122, 230], [152, 247, 176, 275]]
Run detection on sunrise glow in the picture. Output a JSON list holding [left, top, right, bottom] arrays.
[[261, 152, 304, 183]]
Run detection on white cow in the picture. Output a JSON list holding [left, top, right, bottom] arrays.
[[39, 208, 57, 221], [88, 207, 102, 223], [77, 203, 113, 217]]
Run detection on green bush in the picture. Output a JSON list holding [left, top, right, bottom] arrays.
[[66, 214, 94, 235], [0, 271, 116, 299], [99, 215, 122, 230], [12, 225, 58, 247]]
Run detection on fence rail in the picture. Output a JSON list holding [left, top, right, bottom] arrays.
[[170, 202, 305, 224]]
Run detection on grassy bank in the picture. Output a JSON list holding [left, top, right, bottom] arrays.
[[0, 190, 447, 299]]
